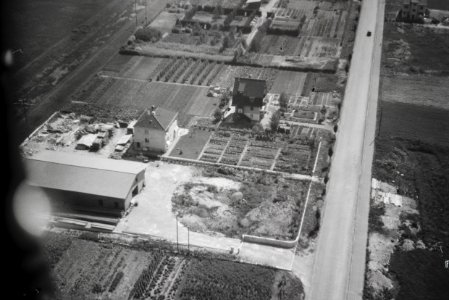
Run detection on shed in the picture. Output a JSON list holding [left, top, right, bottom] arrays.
[[76, 134, 97, 150]]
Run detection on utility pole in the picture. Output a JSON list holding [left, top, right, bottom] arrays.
[[135, 0, 138, 28], [176, 215, 179, 252], [145, 0, 148, 25]]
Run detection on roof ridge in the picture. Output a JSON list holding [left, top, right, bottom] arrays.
[[26, 156, 146, 174]]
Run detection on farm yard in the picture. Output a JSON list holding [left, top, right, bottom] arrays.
[[172, 167, 316, 239], [43, 231, 304, 300]]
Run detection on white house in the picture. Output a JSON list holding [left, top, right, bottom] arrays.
[[133, 107, 178, 154]]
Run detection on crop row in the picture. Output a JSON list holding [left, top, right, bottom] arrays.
[[129, 251, 165, 299], [220, 155, 240, 165], [200, 153, 220, 163]]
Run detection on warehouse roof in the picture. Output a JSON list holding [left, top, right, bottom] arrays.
[[24, 151, 147, 199]]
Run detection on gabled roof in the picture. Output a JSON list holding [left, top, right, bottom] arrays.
[[24, 151, 147, 199], [135, 107, 178, 131], [232, 77, 267, 107], [233, 77, 267, 99]]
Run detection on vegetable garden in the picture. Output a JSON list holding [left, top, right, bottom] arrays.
[[44, 231, 305, 300], [175, 125, 322, 175]]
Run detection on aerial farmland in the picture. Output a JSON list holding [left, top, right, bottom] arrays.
[[9, 0, 362, 299]]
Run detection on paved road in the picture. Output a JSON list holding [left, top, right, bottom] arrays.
[[308, 0, 385, 299]]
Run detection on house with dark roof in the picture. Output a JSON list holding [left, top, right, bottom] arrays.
[[401, 0, 428, 21], [133, 107, 179, 153], [24, 151, 147, 217], [232, 77, 267, 122]]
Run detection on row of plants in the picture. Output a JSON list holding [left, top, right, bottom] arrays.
[[160, 58, 185, 82], [129, 251, 165, 299], [170, 58, 193, 83], [149, 58, 172, 81], [154, 58, 178, 81]]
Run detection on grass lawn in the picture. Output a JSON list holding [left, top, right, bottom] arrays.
[[168, 127, 212, 159]]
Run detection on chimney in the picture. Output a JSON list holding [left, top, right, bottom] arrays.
[[150, 105, 156, 115]]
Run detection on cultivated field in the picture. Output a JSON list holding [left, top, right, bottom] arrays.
[[380, 74, 449, 110], [43, 231, 304, 300], [168, 124, 330, 175], [211, 65, 280, 89], [270, 71, 308, 95], [366, 7, 449, 296], [378, 101, 449, 147], [72, 77, 220, 127], [257, 35, 341, 58]]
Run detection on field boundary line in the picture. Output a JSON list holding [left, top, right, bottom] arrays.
[[217, 139, 231, 164], [236, 141, 250, 166], [270, 148, 283, 171], [197, 133, 213, 161], [161, 155, 322, 183], [312, 140, 323, 174]]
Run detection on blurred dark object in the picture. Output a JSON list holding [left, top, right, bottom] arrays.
[[2, 1, 54, 299]]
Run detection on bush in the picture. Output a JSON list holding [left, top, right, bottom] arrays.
[[270, 110, 281, 132], [213, 108, 223, 122], [109, 271, 124, 292], [135, 28, 162, 42], [279, 92, 288, 111]]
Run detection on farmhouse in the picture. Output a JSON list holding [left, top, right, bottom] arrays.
[[401, 0, 428, 21], [232, 77, 267, 121], [133, 107, 179, 153], [24, 151, 146, 217]]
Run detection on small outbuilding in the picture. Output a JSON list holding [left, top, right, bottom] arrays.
[[25, 151, 147, 216]]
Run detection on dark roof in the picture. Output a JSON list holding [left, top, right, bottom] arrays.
[[232, 77, 267, 107], [25, 151, 146, 199], [135, 107, 178, 131], [233, 77, 267, 98]]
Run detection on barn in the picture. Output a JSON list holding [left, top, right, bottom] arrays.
[[24, 151, 147, 217]]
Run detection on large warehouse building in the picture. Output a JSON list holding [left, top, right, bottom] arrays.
[[24, 151, 147, 217]]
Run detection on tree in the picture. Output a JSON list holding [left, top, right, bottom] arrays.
[[213, 108, 223, 122], [252, 123, 264, 134], [279, 92, 288, 112], [270, 110, 281, 132]]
